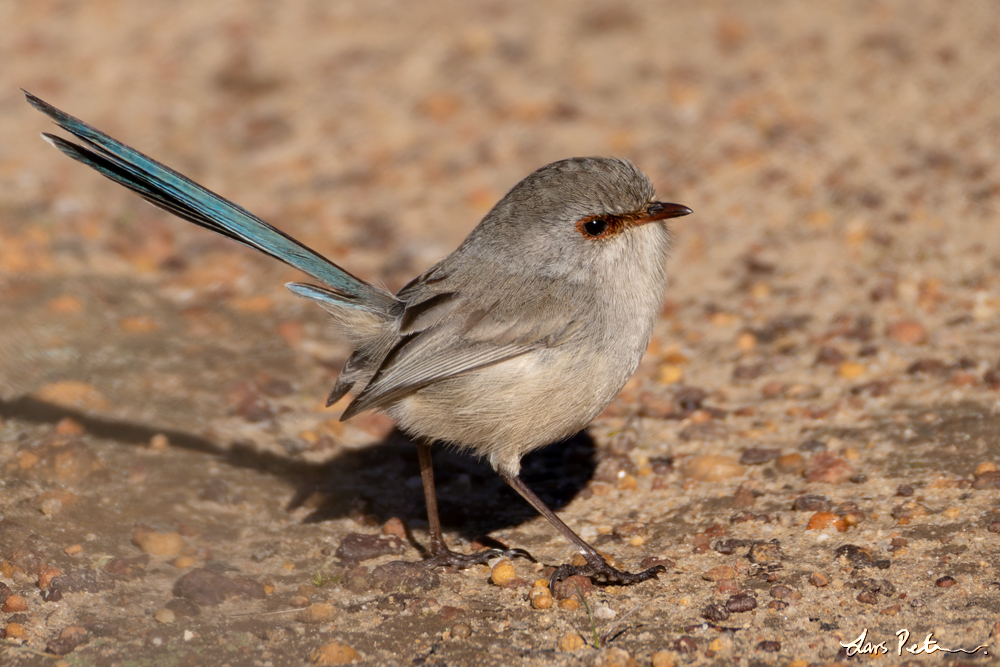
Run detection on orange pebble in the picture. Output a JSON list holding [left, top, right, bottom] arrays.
[[807, 512, 847, 532]]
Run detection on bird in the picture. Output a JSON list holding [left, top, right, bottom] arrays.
[[25, 90, 691, 586]]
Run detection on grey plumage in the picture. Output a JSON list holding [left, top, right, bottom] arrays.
[[325, 158, 672, 474], [26, 90, 691, 585]]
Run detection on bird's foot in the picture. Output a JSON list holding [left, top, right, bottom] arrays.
[[425, 546, 534, 569], [550, 551, 665, 587]]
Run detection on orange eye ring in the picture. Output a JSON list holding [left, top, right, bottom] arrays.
[[575, 215, 621, 240]]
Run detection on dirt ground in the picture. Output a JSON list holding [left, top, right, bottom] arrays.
[[2, 1, 1000, 665]]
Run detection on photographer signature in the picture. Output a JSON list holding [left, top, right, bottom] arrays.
[[841, 628, 988, 656]]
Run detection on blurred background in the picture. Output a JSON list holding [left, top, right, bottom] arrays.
[[1, 0, 998, 431]]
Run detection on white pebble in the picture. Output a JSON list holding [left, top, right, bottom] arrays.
[[593, 605, 616, 621]]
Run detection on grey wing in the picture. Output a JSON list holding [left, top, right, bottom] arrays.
[[340, 281, 584, 420]]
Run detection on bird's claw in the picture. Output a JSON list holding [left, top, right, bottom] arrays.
[[549, 553, 665, 587], [424, 545, 535, 569]]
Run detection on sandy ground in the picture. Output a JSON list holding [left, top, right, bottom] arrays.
[[2, 1, 1000, 665]]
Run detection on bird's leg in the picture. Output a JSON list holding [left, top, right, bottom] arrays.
[[417, 441, 532, 567], [499, 471, 666, 587]]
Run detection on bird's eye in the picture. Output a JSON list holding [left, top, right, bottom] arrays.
[[581, 218, 608, 237]]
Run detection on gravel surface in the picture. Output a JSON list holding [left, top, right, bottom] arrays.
[[2, 1, 1000, 665]]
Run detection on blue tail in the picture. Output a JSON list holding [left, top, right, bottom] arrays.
[[24, 90, 398, 314]]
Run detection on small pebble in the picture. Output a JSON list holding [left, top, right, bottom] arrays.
[[886, 320, 927, 344], [702, 603, 730, 622], [673, 636, 697, 653], [46, 625, 88, 656], [154, 608, 175, 624], [40, 498, 63, 516], [530, 591, 553, 610], [651, 650, 676, 667], [950, 371, 979, 387], [3, 622, 25, 639], [593, 604, 616, 621], [682, 455, 745, 482], [132, 527, 185, 556], [799, 438, 826, 452], [973, 471, 1000, 489], [659, 364, 683, 384], [64, 544, 83, 555], [815, 346, 845, 365], [804, 452, 854, 484], [490, 559, 516, 586], [907, 359, 948, 375], [595, 648, 636, 667], [32, 380, 111, 412], [935, 576, 957, 588], [747, 542, 783, 564], [736, 332, 757, 352], [732, 485, 756, 508], [590, 481, 613, 496], [1, 595, 28, 612], [558, 633, 585, 651], [613, 521, 646, 538], [837, 361, 866, 379], [757, 640, 781, 652], [451, 622, 472, 638], [308, 641, 360, 665], [149, 434, 169, 451], [809, 572, 829, 587], [857, 590, 878, 604], [38, 566, 61, 589], [739, 447, 780, 465], [976, 462, 999, 475], [717, 579, 739, 595], [559, 598, 580, 611], [702, 565, 736, 582], [793, 494, 832, 512], [172, 555, 197, 569], [726, 593, 757, 613], [775, 453, 805, 475], [297, 603, 337, 624], [760, 381, 785, 398], [807, 512, 847, 532], [165, 598, 200, 618], [769, 585, 800, 599], [54, 417, 85, 435], [381, 517, 407, 539]]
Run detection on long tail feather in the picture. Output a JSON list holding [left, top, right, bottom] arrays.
[[25, 90, 398, 313]]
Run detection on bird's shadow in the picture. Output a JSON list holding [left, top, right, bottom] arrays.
[[295, 427, 598, 544], [0, 396, 596, 545]]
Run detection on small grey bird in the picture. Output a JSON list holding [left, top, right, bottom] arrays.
[[25, 91, 691, 585]]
